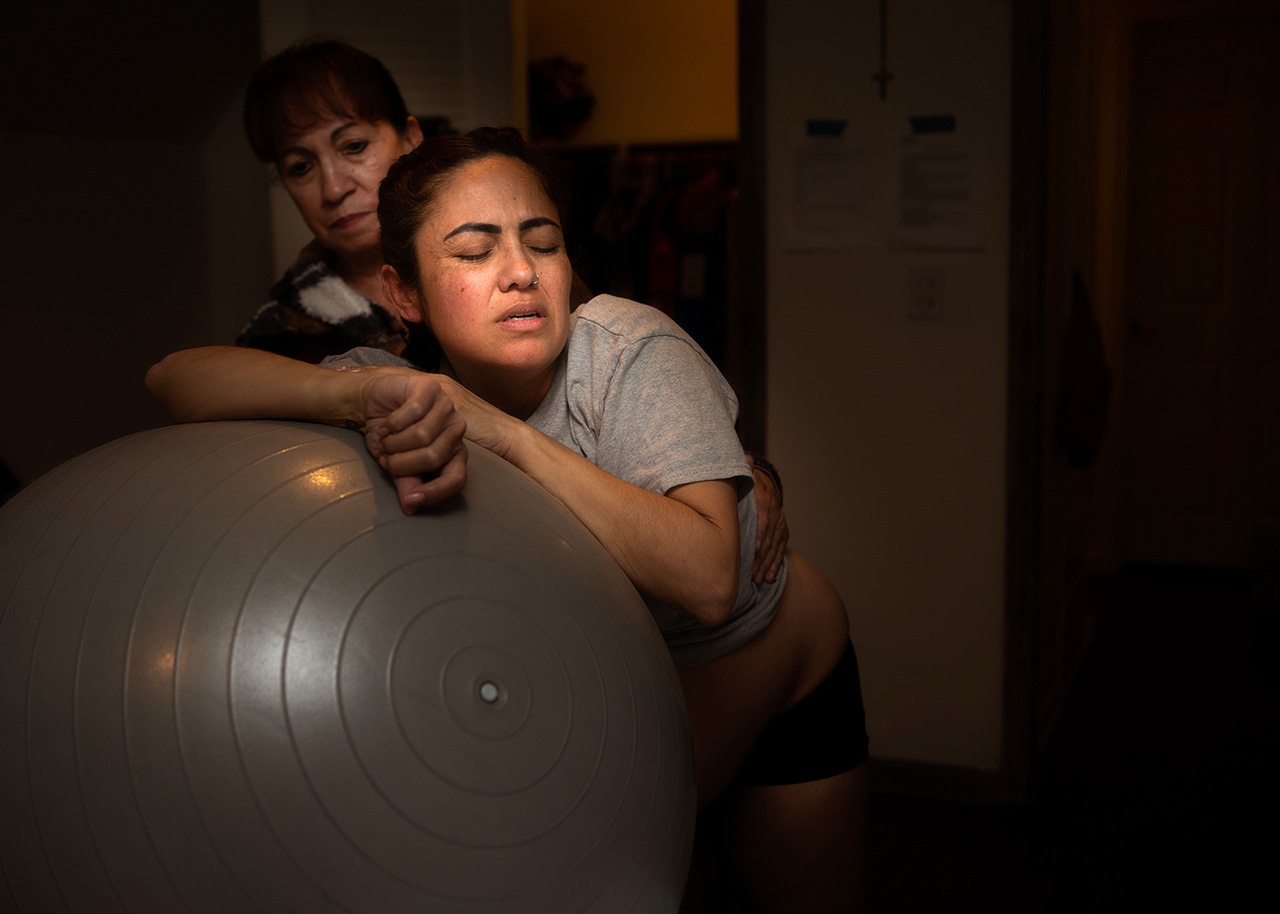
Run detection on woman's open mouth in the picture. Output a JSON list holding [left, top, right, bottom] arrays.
[[499, 303, 546, 326]]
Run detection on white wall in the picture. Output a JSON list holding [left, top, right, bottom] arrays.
[[765, 0, 1011, 769]]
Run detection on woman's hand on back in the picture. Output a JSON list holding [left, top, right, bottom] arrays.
[[748, 457, 789, 585]]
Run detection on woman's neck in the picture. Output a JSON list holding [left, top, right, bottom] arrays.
[[450, 360, 557, 421]]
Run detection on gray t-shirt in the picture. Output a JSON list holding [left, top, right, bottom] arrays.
[[326, 295, 784, 668]]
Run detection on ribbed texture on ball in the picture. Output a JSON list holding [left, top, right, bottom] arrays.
[[0, 421, 693, 913]]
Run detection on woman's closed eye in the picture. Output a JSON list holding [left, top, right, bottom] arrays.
[[523, 226, 564, 256], [452, 240, 561, 262]]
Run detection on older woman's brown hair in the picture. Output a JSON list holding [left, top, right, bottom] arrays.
[[243, 39, 413, 165]]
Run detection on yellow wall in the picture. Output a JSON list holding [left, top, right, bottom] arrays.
[[523, 0, 737, 145]]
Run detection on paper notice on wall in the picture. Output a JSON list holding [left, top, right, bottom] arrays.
[[784, 120, 876, 250], [891, 129, 984, 250]]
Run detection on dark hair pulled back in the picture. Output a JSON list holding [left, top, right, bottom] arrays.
[[378, 127, 561, 292], [243, 39, 412, 164]]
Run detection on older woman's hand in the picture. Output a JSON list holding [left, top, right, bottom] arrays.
[[748, 456, 789, 585], [351, 369, 469, 512]]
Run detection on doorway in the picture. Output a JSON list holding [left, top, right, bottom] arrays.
[[1120, 19, 1279, 568], [1081, 0, 1280, 575]]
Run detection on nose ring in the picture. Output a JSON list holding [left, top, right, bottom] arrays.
[[531, 274, 540, 287]]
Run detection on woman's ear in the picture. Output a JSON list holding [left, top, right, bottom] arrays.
[[381, 265, 426, 326], [402, 116, 424, 152]]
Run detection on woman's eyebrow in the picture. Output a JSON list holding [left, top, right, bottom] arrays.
[[443, 222, 500, 240], [519, 217, 562, 232], [329, 121, 360, 142], [443, 217, 562, 241], [280, 122, 359, 159]]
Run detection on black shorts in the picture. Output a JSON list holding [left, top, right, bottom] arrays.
[[733, 639, 869, 787]]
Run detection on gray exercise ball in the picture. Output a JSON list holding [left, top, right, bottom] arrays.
[[0, 420, 693, 913]]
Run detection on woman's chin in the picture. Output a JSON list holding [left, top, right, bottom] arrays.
[[323, 229, 381, 264]]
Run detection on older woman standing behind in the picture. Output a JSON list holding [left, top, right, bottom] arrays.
[[235, 40, 424, 363]]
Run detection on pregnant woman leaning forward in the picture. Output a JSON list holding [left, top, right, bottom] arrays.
[[235, 39, 787, 586], [148, 127, 868, 913]]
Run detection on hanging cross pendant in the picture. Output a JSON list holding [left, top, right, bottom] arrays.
[[873, 0, 893, 100]]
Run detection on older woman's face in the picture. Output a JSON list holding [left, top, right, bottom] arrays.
[[278, 116, 420, 260], [410, 155, 572, 390]]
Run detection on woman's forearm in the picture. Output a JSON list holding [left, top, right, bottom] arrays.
[[295, 368, 743, 623], [490, 422, 742, 626], [147, 348, 469, 509], [145, 346, 365, 426]]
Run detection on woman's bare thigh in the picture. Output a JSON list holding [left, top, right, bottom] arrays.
[[725, 763, 869, 914]]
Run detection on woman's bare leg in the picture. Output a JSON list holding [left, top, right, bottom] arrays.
[[724, 763, 869, 913]]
